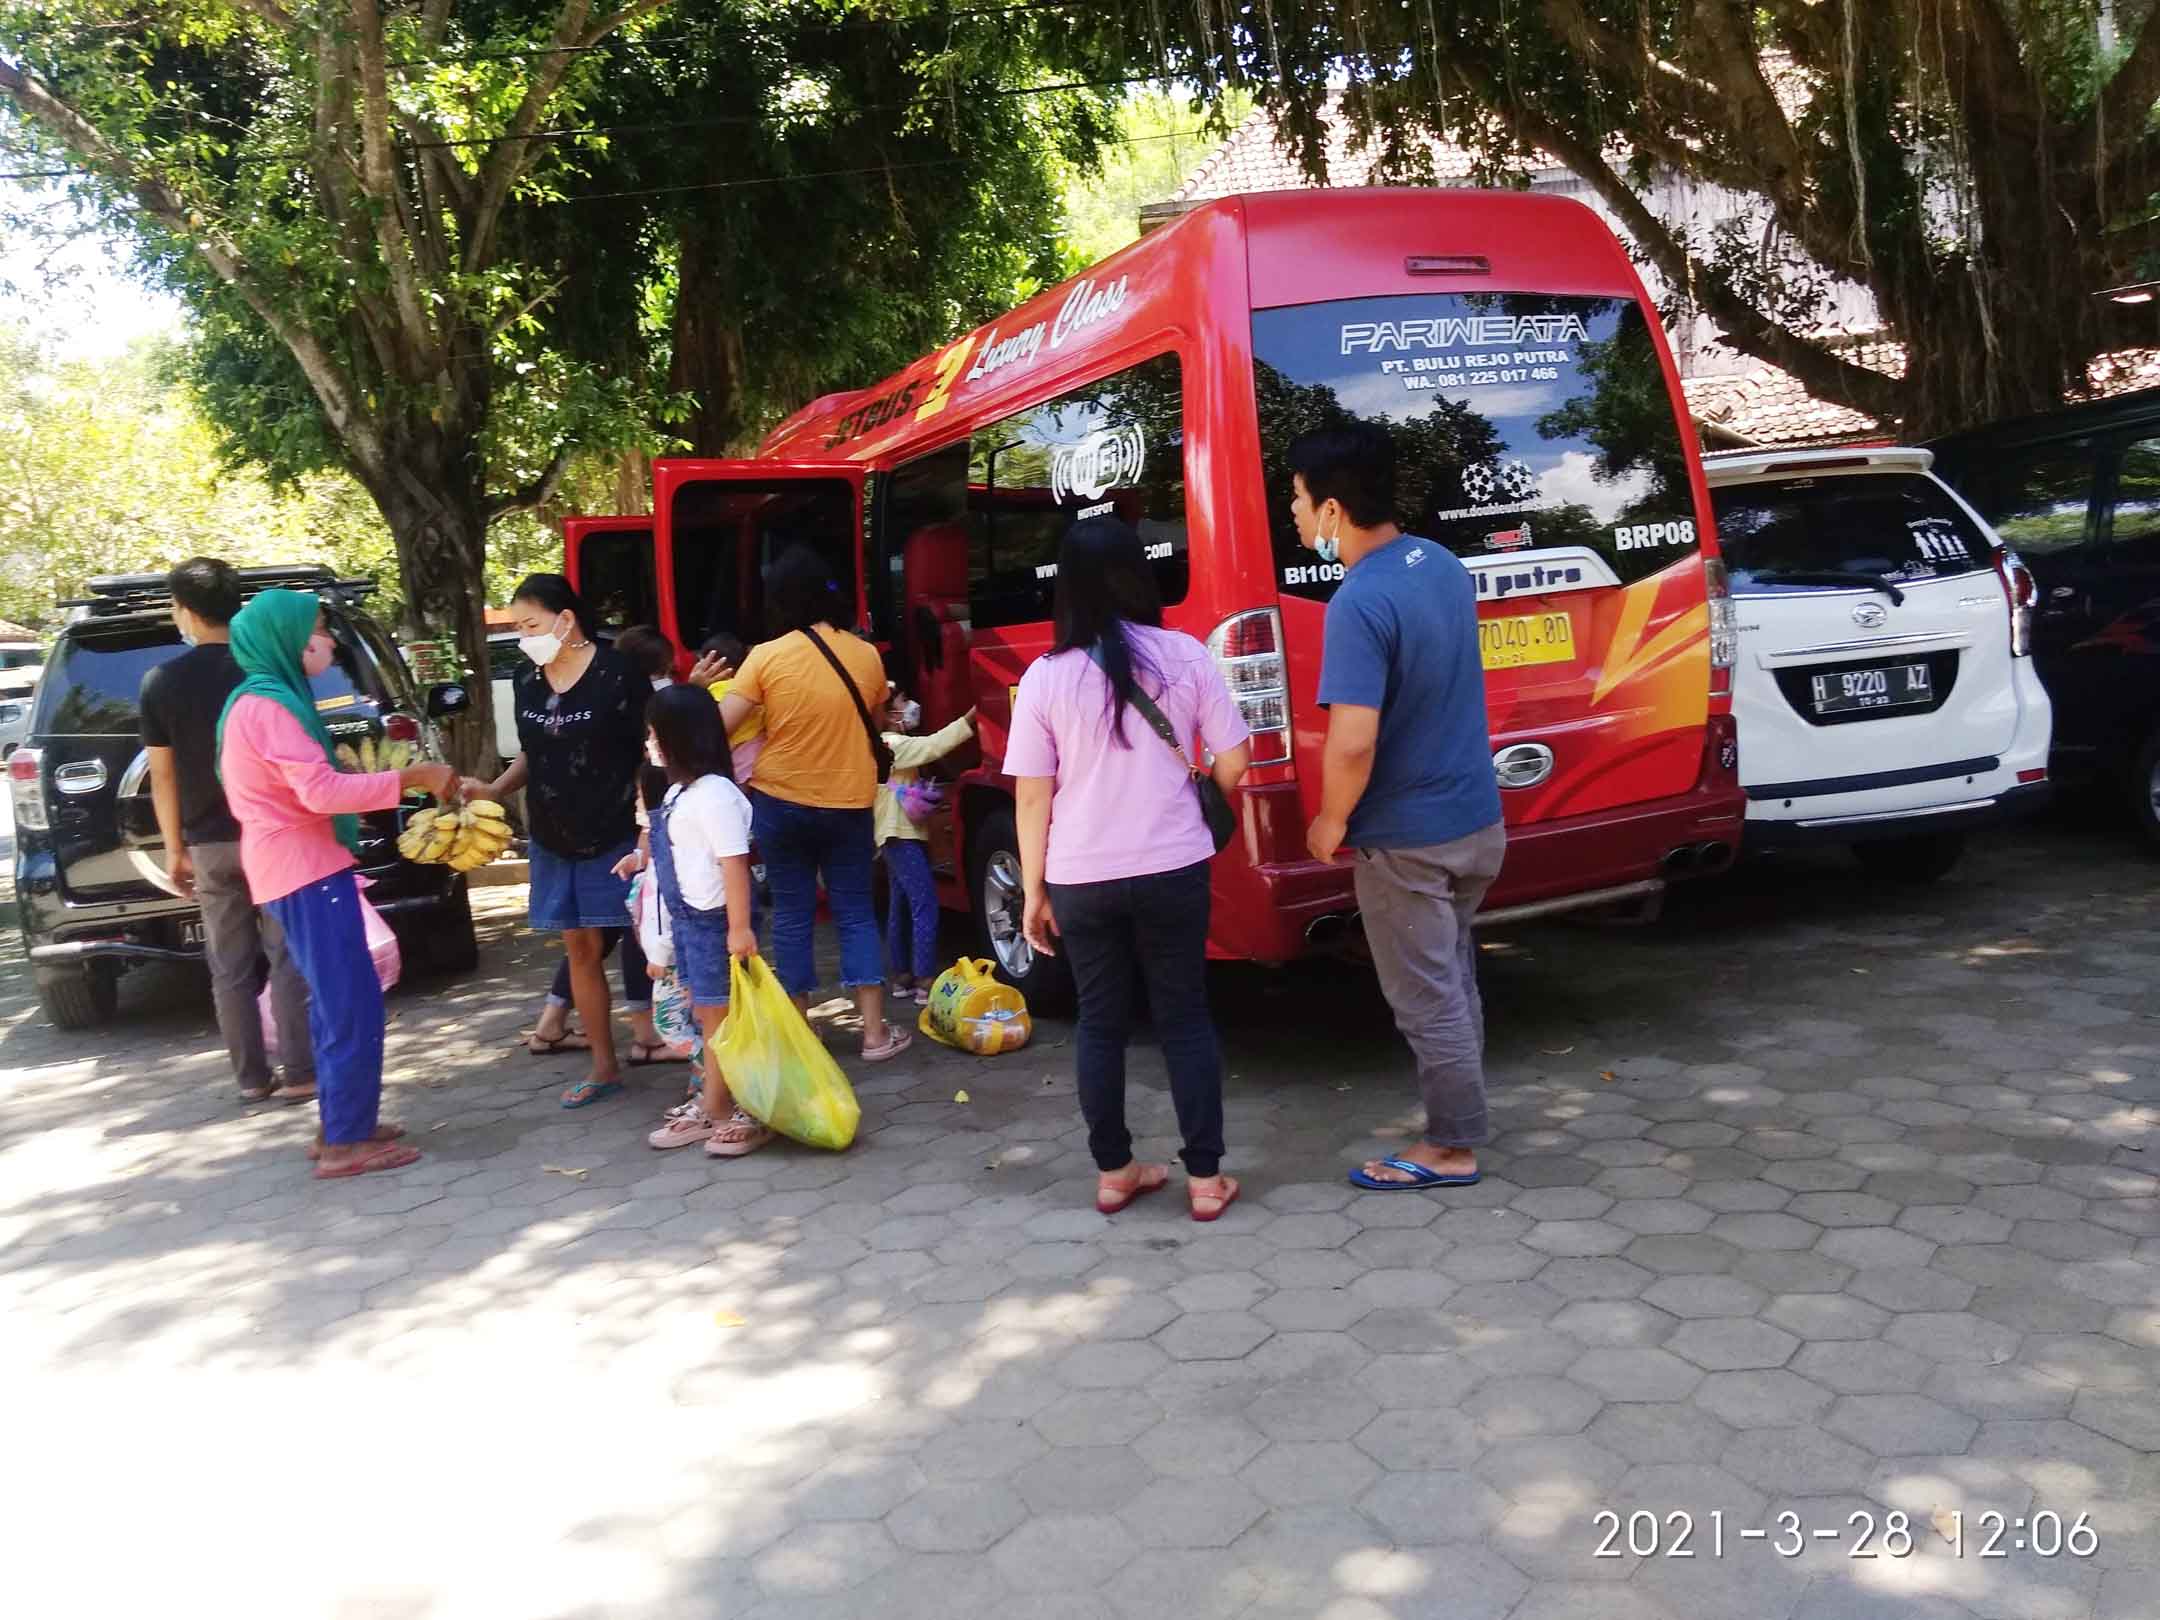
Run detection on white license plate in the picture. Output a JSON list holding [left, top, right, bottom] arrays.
[[180, 920, 206, 948], [1811, 662, 1932, 715]]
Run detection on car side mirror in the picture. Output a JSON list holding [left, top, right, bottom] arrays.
[[427, 682, 470, 718]]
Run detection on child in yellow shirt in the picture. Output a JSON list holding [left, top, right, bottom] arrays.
[[878, 693, 975, 1003]]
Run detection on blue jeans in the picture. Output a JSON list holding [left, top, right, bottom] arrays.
[[751, 793, 882, 996], [263, 870, 384, 1146], [883, 838, 939, 979]]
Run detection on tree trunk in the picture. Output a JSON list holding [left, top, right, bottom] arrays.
[[669, 226, 751, 455], [374, 469, 498, 777]]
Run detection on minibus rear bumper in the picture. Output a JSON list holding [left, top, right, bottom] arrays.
[[1215, 726, 1746, 961]]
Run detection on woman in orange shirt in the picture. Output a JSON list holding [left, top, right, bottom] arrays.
[[716, 546, 911, 1064]]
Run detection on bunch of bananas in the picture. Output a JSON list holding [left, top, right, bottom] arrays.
[[335, 735, 421, 772], [398, 800, 513, 872]]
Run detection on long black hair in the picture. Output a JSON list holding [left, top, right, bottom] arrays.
[[646, 683, 734, 787], [511, 573, 598, 643], [1050, 515, 1164, 747]]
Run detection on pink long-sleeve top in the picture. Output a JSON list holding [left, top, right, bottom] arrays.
[[218, 695, 403, 904]]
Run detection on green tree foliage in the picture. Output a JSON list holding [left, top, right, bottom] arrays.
[[1056, 88, 1250, 269], [1067, 1, 2160, 435]]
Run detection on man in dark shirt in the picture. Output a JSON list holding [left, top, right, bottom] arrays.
[[140, 558, 314, 1103], [1293, 425, 1506, 1194]]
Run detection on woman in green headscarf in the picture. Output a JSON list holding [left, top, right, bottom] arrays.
[[218, 589, 458, 1179]]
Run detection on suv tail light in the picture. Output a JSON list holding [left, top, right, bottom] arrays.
[[383, 713, 420, 744], [1705, 557, 1737, 696], [1994, 548, 2036, 657], [9, 745, 47, 832], [1207, 607, 1292, 766]]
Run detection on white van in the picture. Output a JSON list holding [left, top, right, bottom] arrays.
[[1704, 448, 2053, 879]]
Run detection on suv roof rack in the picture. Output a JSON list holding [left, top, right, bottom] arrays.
[[59, 565, 378, 620]]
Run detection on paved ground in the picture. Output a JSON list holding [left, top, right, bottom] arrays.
[[4, 809, 2157, 1620]]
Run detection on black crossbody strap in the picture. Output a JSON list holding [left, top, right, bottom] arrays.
[[1086, 644, 1198, 776], [801, 628, 891, 775]]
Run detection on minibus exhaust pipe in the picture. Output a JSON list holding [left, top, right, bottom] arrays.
[[1660, 844, 1699, 877], [1304, 912, 1361, 953], [1693, 840, 1736, 875]]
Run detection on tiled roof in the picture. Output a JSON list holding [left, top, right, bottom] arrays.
[[1169, 98, 1520, 203]]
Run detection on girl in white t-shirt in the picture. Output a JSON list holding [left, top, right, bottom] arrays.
[[638, 686, 763, 1156]]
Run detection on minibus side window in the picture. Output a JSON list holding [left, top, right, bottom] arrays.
[[1252, 294, 1697, 602], [577, 528, 660, 635], [965, 352, 1190, 629]]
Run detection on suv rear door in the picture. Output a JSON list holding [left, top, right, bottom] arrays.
[[1712, 465, 2020, 787], [31, 622, 184, 902]]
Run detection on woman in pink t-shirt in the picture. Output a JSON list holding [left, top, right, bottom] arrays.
[[218, 590, 458, 1179], [1006, 518, 1251, 1221]]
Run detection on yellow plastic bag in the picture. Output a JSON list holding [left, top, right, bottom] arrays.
[[715, 955, 861, 1151], [919, 958, 1033, 1055]]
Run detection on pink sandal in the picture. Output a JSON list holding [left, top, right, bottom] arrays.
[[1097, 1162, 1170, 1215], [1188, 1175, 1240, 1223], [313, 1143, 422, 1180], [705, 1109, 774, 1158], [648, 1100, 717, 1150], [861, 1025, 914, 1064]]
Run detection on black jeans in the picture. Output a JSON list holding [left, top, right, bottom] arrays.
[[1048, 860, 1225, 1179]]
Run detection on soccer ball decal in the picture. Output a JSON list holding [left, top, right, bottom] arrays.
[[1461, 458, 1537, 506]]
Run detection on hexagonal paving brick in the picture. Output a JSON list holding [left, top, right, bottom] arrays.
[[1352, 1406, 1480, 1472], [1445, 1280, 1564, 1323], [1688, 1179, 1793, 1214], [1351, 1307, 1462, 1354], [1846, 1267, 1978, 1313], [1624, 1235, 1743, 1275], [1720, 1426, 1876, 1496], [1524, 1220, 1633, 1258], [1257, 1211, 1358, 1250], [1604, 1199, 1714, 1236], [752, 1522, 901, 1596], [1585, 1402, 1733, 1465], [1464, 1375, 1602, 1439], [1511, 1187, 1615, 1222], [1823, 1394, 1980, 1457], [1475, 1434, 1628, 1504], [1789, 1339, 1933, 1396], [1883, 1311, 2021, 1364], [1015, 1445, 1154, 1516], [988, 1513, 1131, 1591], [1568, 1346, 1703, 1401], [1244, 1440, 1383, 1508], [1815, 1227, 1939, 1271], [1785, 1192, 1902, 1229], [1349, 1268, 1459, 1311], [1692, 1368, 1836, 1429], [1356, 1350, 1486, 1413], [1254, 1288, 1371, 1333], [1437, 1242, 1552, 1283], [1154, 1310, 1272, 1363], [1764, 1293, 1892, 1342], [1641, 1275, 1768, 1319], [1551, 1299, 1676, 1346], [918, 1419, 1050, 1481], [2068, 1389, 2160, 1450], [1489, 1496, 1641, 1582], [1247, 1381, 1381, 1443], [1116, 1476, 1267, 1550], [797, 1454, 928, 1521], [1033, 1390, 1165, 1449], [1536, 1258, 1656, 1302], [1133, 1415, 1268, 1479], [1256, 1249, 1365, 1290], [2012, 1219, 2135, 1263], [1358, 1469, 1509, 1543], [1668, 1318, 1802, 1372], [886, 1482, 1029, 1553], [1615, 1461, 1767, 1524], [1705, 1212, 1824, 1252]]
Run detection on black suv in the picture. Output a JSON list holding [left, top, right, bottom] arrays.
[[1932, 392, 2160, 846], [9, 566, 479, 1028]]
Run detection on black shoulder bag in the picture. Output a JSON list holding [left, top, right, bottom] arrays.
[[802, 628, 895, 781], [1088, 645, 1237, 853]]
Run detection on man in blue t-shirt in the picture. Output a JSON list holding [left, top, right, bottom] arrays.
[[1293, 424, 1506, 1193]]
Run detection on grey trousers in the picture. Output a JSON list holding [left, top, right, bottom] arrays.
[[1352, 822, 1509, 1149], [193, 841, 313, 1091]]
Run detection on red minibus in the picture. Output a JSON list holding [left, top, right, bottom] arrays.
[[566, 189, 1744, 1002]]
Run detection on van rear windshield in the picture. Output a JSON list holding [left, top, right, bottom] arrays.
[[1711, 473, 1995, 593], [1253, 293, 1698, 602]]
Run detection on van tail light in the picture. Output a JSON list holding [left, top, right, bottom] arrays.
[[383, 713, 420, 744], [1705, 556, 1737, 696], [1994, 548, 2036, 657], [9, 745, 48, 832], [1207, 607, 1292, 767]]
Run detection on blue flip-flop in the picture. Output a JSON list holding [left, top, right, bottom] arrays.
[[560, 1080, 626, 1110], [1348, 1157, 1482, 1192]]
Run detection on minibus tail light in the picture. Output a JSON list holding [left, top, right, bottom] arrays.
[[1208, 608, 1292, 766], [1705, 556, 1737, 696], [1994, 548, 2036, 657], [9, 745, 47, 833]]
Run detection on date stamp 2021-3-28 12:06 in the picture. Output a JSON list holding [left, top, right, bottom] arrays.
[[1592, 1506, 2101, 1562]]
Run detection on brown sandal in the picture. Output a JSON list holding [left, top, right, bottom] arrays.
[[1188, 1175, 1240, 1223], [306, 1123, 405, 1161], [1097, 1162, 1170, 1215], [313, 1142, 422, 1180]]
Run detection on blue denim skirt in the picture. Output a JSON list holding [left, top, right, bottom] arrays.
[[528, 838, 637, 931]]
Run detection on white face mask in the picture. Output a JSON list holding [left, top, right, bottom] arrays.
[[650, 675, 672, 691], [644, 738, 667, 769], [518, 617, 566, 668], [894, 698, 922, 731]]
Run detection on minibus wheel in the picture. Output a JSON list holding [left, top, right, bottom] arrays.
[[970, 806, 1074, 1013]]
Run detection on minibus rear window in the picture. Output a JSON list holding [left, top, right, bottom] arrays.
[[1712, 474, 1996, 592], [577, 527, 660, 636], [1253, 293, 1698, 602]]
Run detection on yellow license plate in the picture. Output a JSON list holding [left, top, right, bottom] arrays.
[[1480, 611, 1576, 670]]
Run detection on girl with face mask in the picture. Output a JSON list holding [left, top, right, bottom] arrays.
[[463, 575, 651, 1108], [216, 590, 458, 1179]]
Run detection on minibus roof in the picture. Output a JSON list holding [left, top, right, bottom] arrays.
[[755, 188, 1649, 466]]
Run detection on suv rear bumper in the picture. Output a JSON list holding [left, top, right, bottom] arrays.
[[18, 856, 461, 969], [1744, 778, 2052, 848]]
